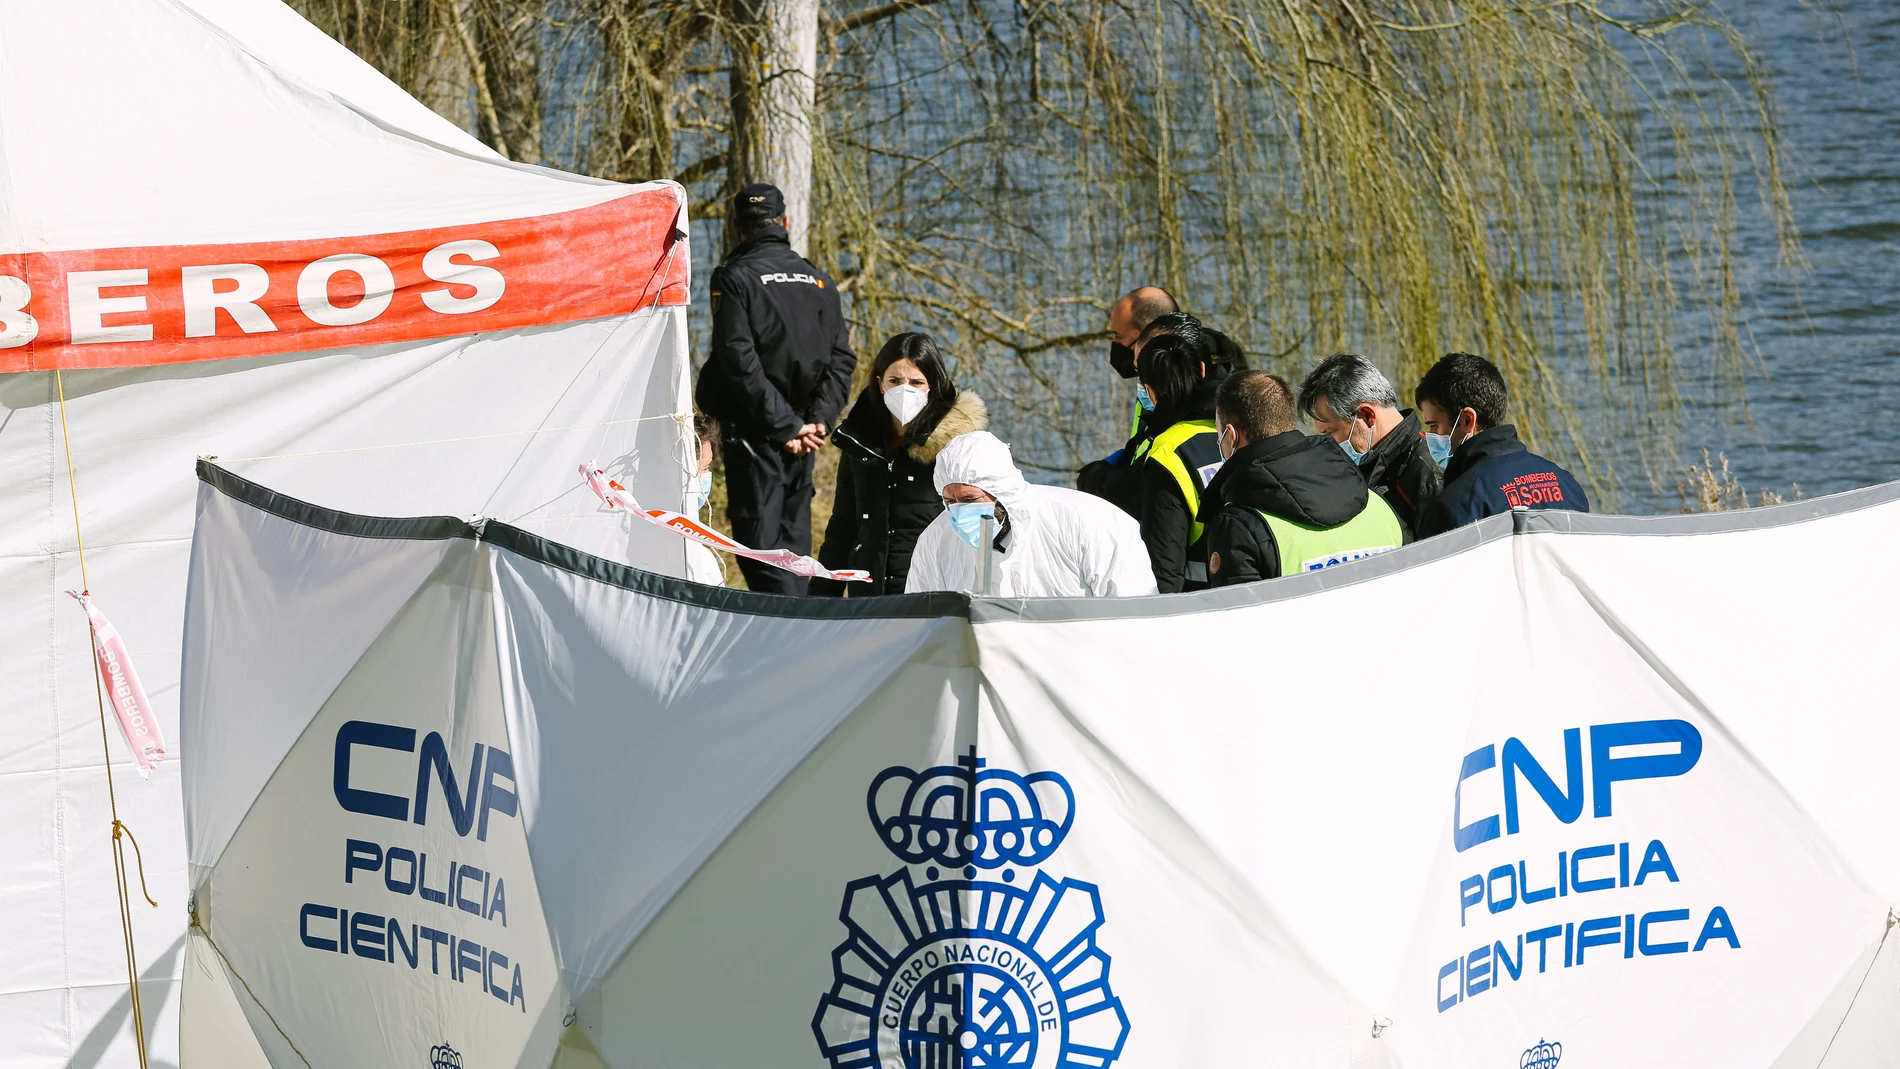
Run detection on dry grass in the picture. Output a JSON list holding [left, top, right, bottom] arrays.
[[1677, 448, 1800, 513]]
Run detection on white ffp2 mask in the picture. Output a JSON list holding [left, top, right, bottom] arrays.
[[883, 385, 929, 426]]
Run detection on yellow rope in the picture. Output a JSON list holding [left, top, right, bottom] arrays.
[[216, 412, 690, 464], [114, 820, 159, 908], [49, 374, 692, 1066], [54, 369, 154, 1069]]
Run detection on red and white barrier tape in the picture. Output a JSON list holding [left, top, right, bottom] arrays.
[[580, 462, 870, 583]]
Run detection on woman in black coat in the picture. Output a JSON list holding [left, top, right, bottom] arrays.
[[1134, 321, 1228, 593], [813, 332, 987, 595]]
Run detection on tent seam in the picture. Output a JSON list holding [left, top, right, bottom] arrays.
[[1535, 540, 1894, 909], [969, 626, 1377, 1014], [195, 927, 314, 1068], [156, 0, 660, 208], [477, 310, 652, 520], [1813, 911, 1898, 1067], [40, 371, 78, 1062], [188, 539, 465, 880]]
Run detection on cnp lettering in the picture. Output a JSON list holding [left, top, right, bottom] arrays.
[[1453, 719, 1702, 852], [332, 720, 518, 840]]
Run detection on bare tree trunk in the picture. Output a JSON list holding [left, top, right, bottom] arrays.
[[415, 17, 475, 134], [449, 0, 544, 163], [479, 3, 544, 165], [726, 0, 817, 254]]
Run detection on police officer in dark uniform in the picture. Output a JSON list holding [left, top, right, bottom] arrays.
[[695, 183, 856, 594]]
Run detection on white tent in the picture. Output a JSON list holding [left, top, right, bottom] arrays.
[[181, 463, 1900, 1068], [1, 3, 694, 1064]]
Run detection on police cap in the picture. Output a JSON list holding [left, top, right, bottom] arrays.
[[734, 183, 785, 217]]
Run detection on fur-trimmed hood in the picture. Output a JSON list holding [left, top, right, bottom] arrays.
[[909, 390, 988, 464], [817, 387, 992, 597]]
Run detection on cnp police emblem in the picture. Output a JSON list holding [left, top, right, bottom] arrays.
[[812, 749, 1129, 1068]]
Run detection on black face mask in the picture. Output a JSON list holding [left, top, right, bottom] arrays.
[[1108, 341, 1137, 379]]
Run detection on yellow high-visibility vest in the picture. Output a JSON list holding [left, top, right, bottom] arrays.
[[1145, 418, 1223, 544], [1257, 493, 1405, 576]]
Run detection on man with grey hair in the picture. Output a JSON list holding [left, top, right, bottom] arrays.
[[1297, 352, 1442, 536]]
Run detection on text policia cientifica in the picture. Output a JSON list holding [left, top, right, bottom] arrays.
[[298, 720, 528, 1012], [1435, 717, 1739, 1013]]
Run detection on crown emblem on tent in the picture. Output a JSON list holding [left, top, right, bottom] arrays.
[[428, 1043, 463, 1069], [867, 747, 1075, 870], [1521, 1038, 1562, 1069], [816, 753, 1127, 1068]]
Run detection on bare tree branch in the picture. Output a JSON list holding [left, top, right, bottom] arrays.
[[828, 0, 948, 35]]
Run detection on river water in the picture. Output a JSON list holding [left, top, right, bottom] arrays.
[[1665, 0, 1900, 510], [953, 3, 1900, 511], [676, 3, 1897, 512]]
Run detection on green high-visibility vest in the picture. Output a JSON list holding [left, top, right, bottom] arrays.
[[1145, 419, 1222, 544], [1258, 492, 1405, 576]]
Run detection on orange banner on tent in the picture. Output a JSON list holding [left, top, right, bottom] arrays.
[[0, 188, 687, 373]]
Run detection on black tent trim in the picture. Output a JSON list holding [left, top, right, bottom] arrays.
[[197, 458, 1900, 624]]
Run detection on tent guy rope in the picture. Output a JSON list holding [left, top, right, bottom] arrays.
[[53, 368, 159, 1069]]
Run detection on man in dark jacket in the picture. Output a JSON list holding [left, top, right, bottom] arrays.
[[1081, 309, 1241, 517], [1103, 286, 1250, 380], [1104, 285, 1180, 380], [1297, 352, 1443, 536], [1200, 370, 1406, 586], [694, 183, 855, 594], [1080, 293, 1246, 517], [1079, 288, 1179, 515], [1412, 352, 1589, 538]]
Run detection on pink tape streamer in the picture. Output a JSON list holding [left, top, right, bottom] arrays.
[[65, 591, 167, 778], [581, 462, 871, 583]]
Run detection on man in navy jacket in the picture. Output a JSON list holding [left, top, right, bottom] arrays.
[[1413, 353, 1588, 538]]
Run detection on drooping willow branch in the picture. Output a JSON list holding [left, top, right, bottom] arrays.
[[292, 0, 1801, 507]]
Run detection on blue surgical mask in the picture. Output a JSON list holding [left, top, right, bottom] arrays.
[[946, 501, 996, 548], [693, 471, 713, 511], [1337, 424, 1367, 465], [1135, 385, 1155, 412], [1425, 432, 1452, 468]]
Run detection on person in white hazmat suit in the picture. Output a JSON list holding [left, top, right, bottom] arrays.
[[906, 431, 1159, 597]]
